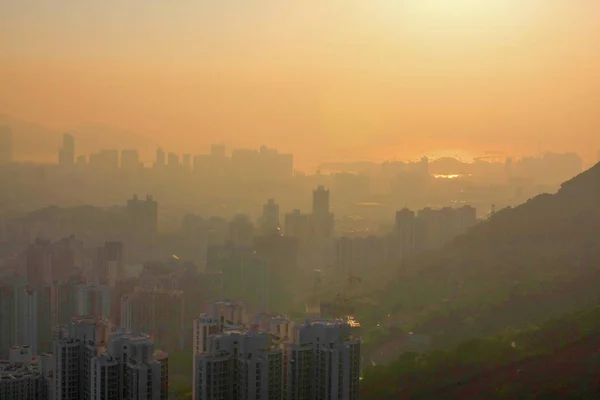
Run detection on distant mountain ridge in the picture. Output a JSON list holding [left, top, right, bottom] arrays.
[[0, 114, 154, 162]]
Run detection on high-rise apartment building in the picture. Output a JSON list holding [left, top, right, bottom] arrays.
[[53, 317, 110, 400], [0, 125, 13, 164], [284, 319, 361, 400], [194, 330, 283, 400], [228, 214, 255, 248], [120, 286, 185, 351], [0, 346, 51, 400], [260, 198, 280, 236], [75, 284, 110, 319], [192, 299, 247, 399], [88, 149, 119, 172], [414, 205, 477, 251], [284, 210, 311, 241], [311, 186, 335, 239], [105, 331, 167, 400], [53, 320, 167, 400], [95, 241, 124, 287], [0, 278, 35, 357], [58, 133, 75, 167], [126, 195, 158, 236], [0, 275, 73, 357], [156, 147, 166, 168], [334, 235, 386, 275]]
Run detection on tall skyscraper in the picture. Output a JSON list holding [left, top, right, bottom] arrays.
[[156, 147, 166, 168], [0, 125, 13, 164], [260, 198, 280, 236], [284, 319, 361, 400], [58, 133, 75, 166], [312, 185, 330, 216], [311, 186, 335, 239]]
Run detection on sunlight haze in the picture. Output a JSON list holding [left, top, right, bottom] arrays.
[[1, 0, 600, 168]]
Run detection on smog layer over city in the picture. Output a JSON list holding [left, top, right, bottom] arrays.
[[2, 1, 600, 399]]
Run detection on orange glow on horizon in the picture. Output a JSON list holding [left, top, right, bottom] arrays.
[[1, 1, 599, 168]]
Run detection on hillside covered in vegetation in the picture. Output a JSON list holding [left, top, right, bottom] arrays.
[[361, 304, 600, 399], [373, 162, 600, 350]]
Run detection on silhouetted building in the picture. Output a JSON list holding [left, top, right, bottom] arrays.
[[395, 208, 416, 259], [284, 210, 311, 241], [182, 153, 191, 170], [58, 133, 75, 167], [126, 195, 158, 237], [210, 144, 226, 158], [260, 198, 280, 236], [0, 125, 12, 164], [311, 185, 334, 239], [206, 244, 268, 309], [121, 286, 185, 351], [415, 205, 477, 251], [167, 152, 180, 168], [335, 236, 386, 274], [253, 235, 298, 272], [156, 147, 166, 168], [121, 149, 140, 172], [420, 156, 430, 177], [228, 214, 254, 248], [259, 145, 294, 180], [95, 241, 124, 287], [89, 149, 119, 172], [333, 172, 370, 202], [26, 239, 53, 287]]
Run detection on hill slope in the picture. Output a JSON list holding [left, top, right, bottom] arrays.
[[361, 304, 600, 399], [382, 162, 600, 347]]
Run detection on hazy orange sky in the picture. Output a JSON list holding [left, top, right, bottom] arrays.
[[1, 0, 600, 168]]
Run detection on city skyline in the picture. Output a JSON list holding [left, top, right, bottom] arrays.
[[0, 121, 598, 174], [2, 1, 600, 168]]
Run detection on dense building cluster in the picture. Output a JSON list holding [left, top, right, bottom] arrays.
[[193, 300, 361, 400]]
